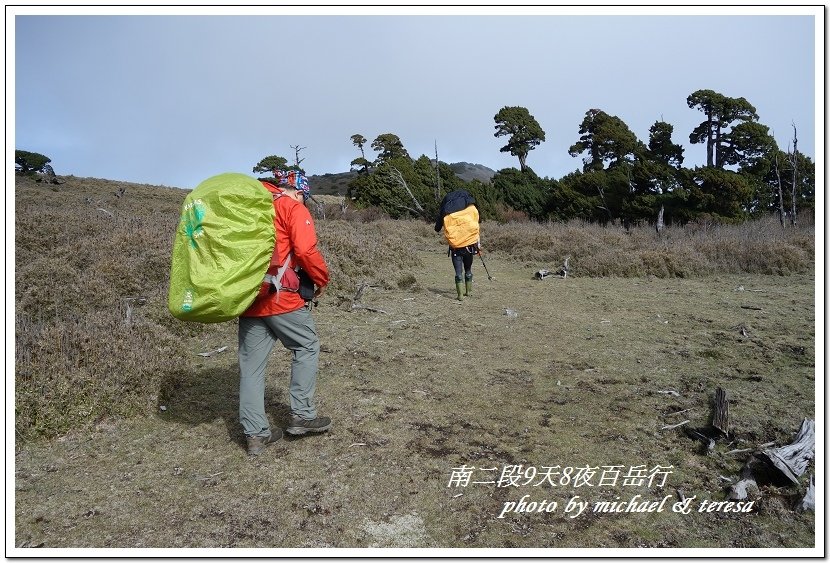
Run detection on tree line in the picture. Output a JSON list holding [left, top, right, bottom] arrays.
[[18, 86, 814, 228], [298, 89, 812, 227]]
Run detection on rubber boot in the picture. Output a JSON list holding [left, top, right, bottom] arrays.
[[455, 280, 464, 300], [464, 274, 473, 297]]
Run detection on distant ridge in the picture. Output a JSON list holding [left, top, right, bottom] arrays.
[[447, 162, 496, 183], [308, 162, 496, 196], [306, 171, 359, 196]]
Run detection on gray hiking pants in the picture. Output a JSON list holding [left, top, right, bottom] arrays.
[[238, 307, 320, 437]]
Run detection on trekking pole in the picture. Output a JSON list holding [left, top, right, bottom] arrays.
[[477, 248, 494, 281]]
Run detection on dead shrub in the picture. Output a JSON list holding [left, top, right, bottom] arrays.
[[639, 248, 704, 278], [316, 219, 424, 294], [15, 309, 190, 441], [480, 218, 813, 277]]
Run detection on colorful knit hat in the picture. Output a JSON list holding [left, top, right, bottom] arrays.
[[273, 169, 311, 201]]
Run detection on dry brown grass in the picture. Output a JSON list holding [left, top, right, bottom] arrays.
[[13, 175, 817, 551], [480, 218, 814, 278], [13, 175, 816, 441]]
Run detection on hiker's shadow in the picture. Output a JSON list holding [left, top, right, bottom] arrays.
[[157, 366, 291, 451], [426, 286, 457, 298]]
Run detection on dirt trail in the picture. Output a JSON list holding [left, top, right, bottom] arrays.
[[14, 251, 816, 550]]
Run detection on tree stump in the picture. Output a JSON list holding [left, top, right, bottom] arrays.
[[728, 418, 815, 501], [557, 256, 570, 279], [757, 418, 815, 485], [711, 387, 730, 436]]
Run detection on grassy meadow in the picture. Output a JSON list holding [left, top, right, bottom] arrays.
[[12, 174, 817, 552]]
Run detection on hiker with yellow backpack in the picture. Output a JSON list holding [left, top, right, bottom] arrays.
[[435, 189, 482, 301]]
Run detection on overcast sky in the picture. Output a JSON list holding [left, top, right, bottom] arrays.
[[10, 6, 821, 190]]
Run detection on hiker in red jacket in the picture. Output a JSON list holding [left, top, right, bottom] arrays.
[[238, 169, 332, 456]]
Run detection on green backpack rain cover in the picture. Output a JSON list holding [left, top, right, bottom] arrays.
[[168, 173, 276, 323]]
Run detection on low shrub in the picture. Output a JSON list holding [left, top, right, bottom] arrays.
[[316, 219, 424, 294], [480, 217, 813, 277]]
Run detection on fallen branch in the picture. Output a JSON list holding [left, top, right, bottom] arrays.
[[348, 282, 387, 314], [353, 283, 368, 303], [660, 420, 690, 431], [123, 296, 148, 326], [197, 346, 228, 357], [351, 304, 388, 314], [683, 427, 716, 453]]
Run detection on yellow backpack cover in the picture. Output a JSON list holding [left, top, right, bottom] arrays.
[[442, 205, 480, 249]]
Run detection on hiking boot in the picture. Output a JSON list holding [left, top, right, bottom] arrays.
[[246, 429, 282, 456], [286, 414, 332, 435]]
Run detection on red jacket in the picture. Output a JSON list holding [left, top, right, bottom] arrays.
[[242, 183, 329, 317]]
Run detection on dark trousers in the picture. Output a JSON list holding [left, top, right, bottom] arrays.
[[451, 247, 474, 282]]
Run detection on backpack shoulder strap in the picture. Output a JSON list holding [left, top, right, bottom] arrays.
[[262, 187, 293, 292], [263, 253, 293, 292]]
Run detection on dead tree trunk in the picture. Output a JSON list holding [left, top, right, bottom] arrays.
[[789, 124, 798, 226], [386, 166, 427, 219], [655, 204, 665, 236], [596, 184, 614, 224], [290, 144, 307, 168], [433, 141, 442, 203], [773, 151, 785, 228]]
